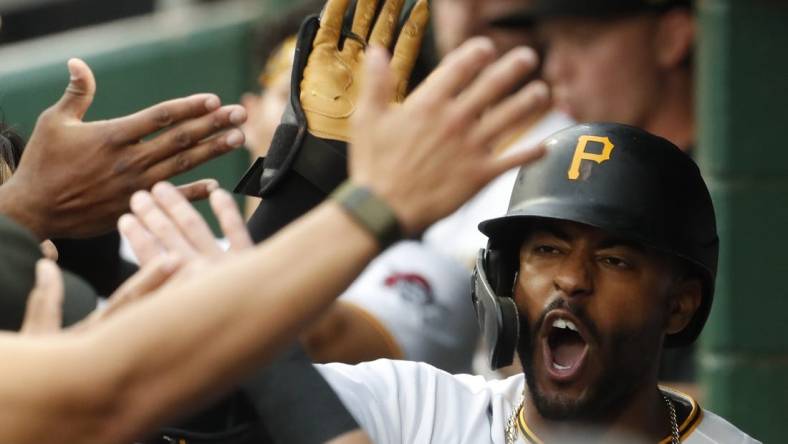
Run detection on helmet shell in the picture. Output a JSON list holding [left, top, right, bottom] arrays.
[[479, 123, 717, 346]]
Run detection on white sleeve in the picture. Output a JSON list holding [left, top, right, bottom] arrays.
[[316, 360, 523, 444], [338, 241, 479, 373], [687, 410, 762, 444]]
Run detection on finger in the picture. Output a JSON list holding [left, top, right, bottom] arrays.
[[99, 255, 179, 320], [454, 47, 539, 120], [210, 189, 252, 250], [369, 0, 405, 49], [356, 46, 395, 122], [39, 240, 59, 262], [485, 144, 547, 181], [351, 0, 377, 40], [21, 259, 64, 335], [177, 178, 220, 202], [118, 213, 162, 266], [469, 80, 550, 148], [314, 0, 352, 47], [390, 0, 429, 100], [152, 182, 222, 255], [142, 105, 246, 166], [142, 129, 245, 182], [107, 94, 222, 145], [409, 37, 497, 107], [129, 190, 197, 258], [53, 58, 96, 121]]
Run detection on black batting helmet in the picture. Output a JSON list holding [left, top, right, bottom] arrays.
[[471, 123, 718, 369]]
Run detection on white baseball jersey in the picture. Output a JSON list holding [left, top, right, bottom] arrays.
[[338, 240, 478, 374], [317, 359, 760, 444]]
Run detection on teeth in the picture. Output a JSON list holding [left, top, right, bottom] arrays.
[[552, 318, 578, 332], [553, 362, 570, 371]]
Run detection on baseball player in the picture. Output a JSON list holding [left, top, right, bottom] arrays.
[[317, 123, 760, 443]]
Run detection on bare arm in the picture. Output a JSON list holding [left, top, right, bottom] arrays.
[[302, 301, 404, 363], [0, 37, 547, 443]]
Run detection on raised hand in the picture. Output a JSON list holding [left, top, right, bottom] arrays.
[[119, 181, 251, 274], [349, 38, 551, 235], [301, 0, 429, 141], [0, 58, 247, 240]]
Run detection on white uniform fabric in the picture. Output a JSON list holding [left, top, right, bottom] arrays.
[[339, 240, 478, 374], [423, 111, 574, 268], [317, 359, 760, 444]]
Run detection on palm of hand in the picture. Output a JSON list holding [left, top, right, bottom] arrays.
[[301, 43, 365, 141], [299, 0, 429, 143]]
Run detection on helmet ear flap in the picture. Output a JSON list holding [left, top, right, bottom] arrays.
[[471, 248, 520, 370]]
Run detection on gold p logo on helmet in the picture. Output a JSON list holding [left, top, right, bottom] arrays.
[[567, 135, 615, 180]]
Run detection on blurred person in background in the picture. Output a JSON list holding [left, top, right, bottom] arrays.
[[497, 0, 695, 152]]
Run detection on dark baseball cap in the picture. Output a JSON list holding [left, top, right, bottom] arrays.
[[493, 0, 692, 28]]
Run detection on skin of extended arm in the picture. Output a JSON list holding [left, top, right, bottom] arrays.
[[301, 301, 404, 364], [0, 202, 376, 443]]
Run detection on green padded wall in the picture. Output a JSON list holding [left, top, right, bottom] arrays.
[[697, 0, 788, 441]]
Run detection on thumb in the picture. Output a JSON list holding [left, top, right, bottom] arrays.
[[54, 58, 96, 120]]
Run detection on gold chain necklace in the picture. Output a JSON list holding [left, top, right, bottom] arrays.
[[504, 393, 680, 444]]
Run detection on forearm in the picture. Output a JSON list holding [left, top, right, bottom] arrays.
[[83, 201, 378, 439], [0, 335, 114, 443], [302, 302, 404, 364]]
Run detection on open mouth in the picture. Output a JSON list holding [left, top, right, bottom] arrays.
[[541, 311, 590, 382]]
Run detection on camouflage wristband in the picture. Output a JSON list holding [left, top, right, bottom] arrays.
[[331, 180, 402, 249]]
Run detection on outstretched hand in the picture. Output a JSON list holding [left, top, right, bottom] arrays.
[[119, 181, 251, 280], [0, 58, 247, 240], [349, 38, 550, 235]]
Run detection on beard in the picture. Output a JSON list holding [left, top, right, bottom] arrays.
[[517, 299, 663, 421]]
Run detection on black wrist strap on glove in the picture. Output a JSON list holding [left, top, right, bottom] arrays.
[[236, 15, 350, 242], [331, 180, 403, 250]]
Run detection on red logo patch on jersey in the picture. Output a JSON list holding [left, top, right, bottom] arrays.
[[384, 272, 435, 306]]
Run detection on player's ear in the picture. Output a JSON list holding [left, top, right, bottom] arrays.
[[665, 277, 702, 335], [654, 8, 695, 69]]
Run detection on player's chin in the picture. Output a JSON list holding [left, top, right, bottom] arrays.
[[530, 378, 598, 421]]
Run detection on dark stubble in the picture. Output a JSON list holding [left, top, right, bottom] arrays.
[[517, 298, 663, 421]]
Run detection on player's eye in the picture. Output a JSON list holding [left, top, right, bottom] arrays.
[[534, 245, 562, 255], [598, 255, 631, 269]]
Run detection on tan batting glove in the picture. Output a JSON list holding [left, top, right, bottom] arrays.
[[301, 0, 429, 142]]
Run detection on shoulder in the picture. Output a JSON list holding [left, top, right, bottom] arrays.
[[687, 409, 762, 444], [338, 241, 478, 373], [661, 387, 760, 444]]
